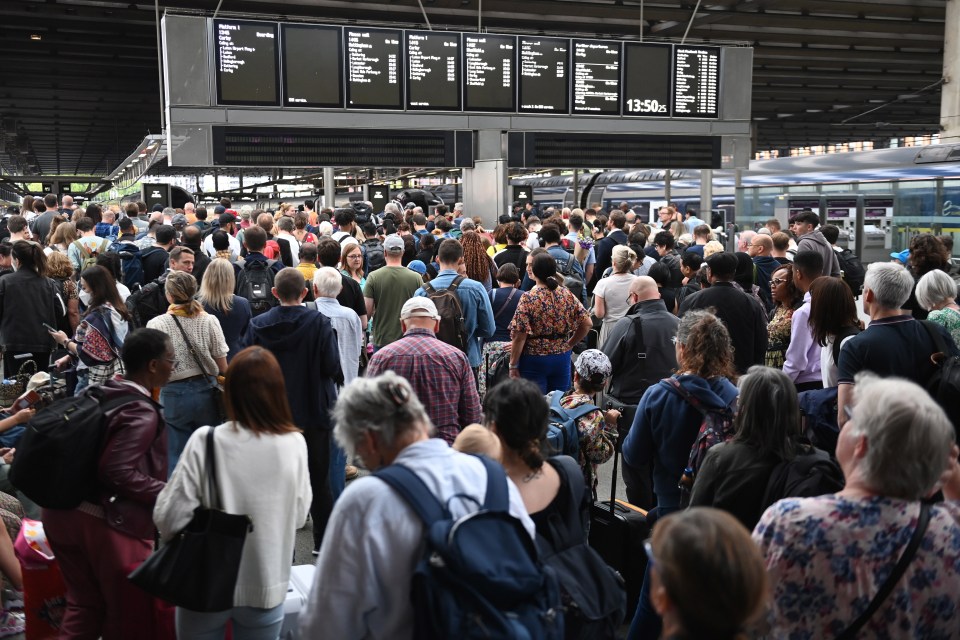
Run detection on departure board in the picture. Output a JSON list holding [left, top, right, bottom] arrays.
[[673, 46, 720, 118], [214, 19, 280, 106], [345, 28, 403, 109], [281, 24, 342, 108], [518, 37, 569, 114], [622, 43, 671, 117], [464, 34, 516, 112], [406, 31, 461, 111], [572, 40, 621, 115]]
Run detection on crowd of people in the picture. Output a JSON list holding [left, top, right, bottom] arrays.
[[0, 193, 957, 639]]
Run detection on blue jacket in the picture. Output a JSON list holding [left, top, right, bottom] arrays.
[[415, 269, 495, 368], [622, 374, 738, 511]]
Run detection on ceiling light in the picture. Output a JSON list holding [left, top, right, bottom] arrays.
[[29, 34, 41, 41]]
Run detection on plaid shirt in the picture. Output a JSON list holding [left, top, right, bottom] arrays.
[[366, 328, 481, 444]]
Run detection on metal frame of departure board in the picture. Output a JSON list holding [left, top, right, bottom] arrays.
[[207, 19, 727, 120]]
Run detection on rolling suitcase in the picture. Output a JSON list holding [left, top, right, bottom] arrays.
[[588, 416, 649, 617]]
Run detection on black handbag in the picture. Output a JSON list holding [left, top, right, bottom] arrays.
[[128, 427, 254, 612]]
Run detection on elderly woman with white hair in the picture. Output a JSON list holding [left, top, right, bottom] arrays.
[[917, 268, 960, 344], [753, 374, 960, 639], [592, 244, 638, 348]]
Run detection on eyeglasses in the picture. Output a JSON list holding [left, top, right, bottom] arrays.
[[770, 278, 787, 286], [347, 254, 362, 259]]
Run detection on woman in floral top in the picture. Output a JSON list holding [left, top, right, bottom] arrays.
[[557, 350, 620, 496], [509, 251, 592, 394], [752, 376, 960, 639], [765, 264, 802, 368]]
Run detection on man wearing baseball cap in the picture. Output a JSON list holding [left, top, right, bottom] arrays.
[[366, 296, 481, 444], [364, 235, 423, 349]]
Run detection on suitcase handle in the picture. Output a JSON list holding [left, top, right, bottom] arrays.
[[607, 401, 618, 514]]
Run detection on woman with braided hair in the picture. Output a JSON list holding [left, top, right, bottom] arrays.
[[461, 230, 495, 292]]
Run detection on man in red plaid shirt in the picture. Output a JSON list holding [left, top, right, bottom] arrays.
[[366, 297, 481, 444]]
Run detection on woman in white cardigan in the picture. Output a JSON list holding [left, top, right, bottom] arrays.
[[154, 346, 312, 640]]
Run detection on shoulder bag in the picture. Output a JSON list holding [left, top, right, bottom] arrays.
[[171, 315, 225, 422], [128, 427, 254, 612]]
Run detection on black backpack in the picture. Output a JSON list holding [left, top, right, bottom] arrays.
[[126, 277, 167, 329], [920, 320, 960, 441], [537, 456, 627, 638], [236, 258, 279, 316], [362, 238, 386, 275], [9, 387, 150, 509], [837, 248, 865, 296], [423, 276, 469, 352], [760, 441, 845, 511]]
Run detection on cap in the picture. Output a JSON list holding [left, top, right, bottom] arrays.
[[171, 213, 187, 226], [152, 204, 165, 212], [218, 212, 236, 226], [407, 260, 427, 275], [214, 205, 226, 215], [383, 234, 405, 253], [890, 249, 910, 264], [399, 296, 440, 320], [574, 349, 612, 383]]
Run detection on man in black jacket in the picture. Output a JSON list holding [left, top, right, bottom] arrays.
[[589, 210, 629, 291], [181, 226, 211, 285], [678, 251, 768, 374]]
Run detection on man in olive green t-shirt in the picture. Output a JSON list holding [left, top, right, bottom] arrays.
[[364, 234, 423, 348]]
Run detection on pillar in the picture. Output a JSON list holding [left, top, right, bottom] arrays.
[[941, 0, 960, 141], [462, 130, 507, 228]]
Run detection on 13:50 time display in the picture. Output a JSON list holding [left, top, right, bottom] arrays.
[[625, 98, 668, 114]]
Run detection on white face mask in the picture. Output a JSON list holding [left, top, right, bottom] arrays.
[[79, 290, 91, 306]]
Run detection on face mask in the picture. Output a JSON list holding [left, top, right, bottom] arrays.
[[79, 290, 91, 306]]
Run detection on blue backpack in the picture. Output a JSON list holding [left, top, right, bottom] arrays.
[[546, 391, 597, 458], [375, 455, 564, 640], [109, 240, 146, 290]]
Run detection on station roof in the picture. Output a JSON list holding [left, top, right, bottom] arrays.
[[0, 0, 946, 176]]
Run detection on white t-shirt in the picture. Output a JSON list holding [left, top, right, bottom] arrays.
[[820, 333, 857, 387]]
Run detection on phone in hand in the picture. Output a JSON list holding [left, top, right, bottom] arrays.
[[42, 322, 57, 333], [11, 390, 40, 412]]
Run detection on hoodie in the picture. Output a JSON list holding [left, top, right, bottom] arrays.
[[797, 229, 841, 277], [249, 305, 342, 431], [622, 374, 738, 511]]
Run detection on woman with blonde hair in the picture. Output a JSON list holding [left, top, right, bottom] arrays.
[[45, 251, 80, 333], [147, 270, 228, 474], [592, 244, 638, 348], [45, 220, 76, 256], [199, 258, 252, 362], [703, 240, 725, 258]]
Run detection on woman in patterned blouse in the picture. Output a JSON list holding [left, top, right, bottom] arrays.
[[753, 375, 960, 639], [764, 264, 803, 368]]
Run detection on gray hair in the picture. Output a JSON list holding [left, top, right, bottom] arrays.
[[916, 268, 958, 310], [850, 374, 955, 499], [384, 202, 401, 215], [277, 216, 294, 233], [612, 244, 637, 273], [459, 219, 476, 232], [162, 207, 176, 218], [332, 372, 432, 459], [864, 262, 914, 310], [313, 266, 343, 299]]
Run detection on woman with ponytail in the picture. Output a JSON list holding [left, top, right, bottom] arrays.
[[147, 270, 228, 474], [508, 251, 592, 394], [0, 240, 66, 374], [623, 309, 738, 640]]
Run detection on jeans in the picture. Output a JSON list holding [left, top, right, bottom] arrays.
[[329, 442, 347, 502], [161, 377, 223, 477], [518, 351, 572, 394], [176, 603, 284, 640]]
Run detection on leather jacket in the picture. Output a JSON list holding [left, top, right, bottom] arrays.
[[95, 378, 167, 539]]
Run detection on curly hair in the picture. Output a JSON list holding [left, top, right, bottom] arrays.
[[676, 309, 737, 380], [908, 234, 949, 276], [461, 231, 490, 283], [772, 263, 803, 309]]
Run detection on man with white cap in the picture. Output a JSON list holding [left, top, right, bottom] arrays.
[[366, 296, 481, 444], [364, 235, 423, 349]]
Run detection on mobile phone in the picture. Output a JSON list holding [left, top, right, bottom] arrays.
[[11, 390, 40, 412], [41, 323, 57, 332]]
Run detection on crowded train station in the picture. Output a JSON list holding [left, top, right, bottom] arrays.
[[0, 0, 958, 638]]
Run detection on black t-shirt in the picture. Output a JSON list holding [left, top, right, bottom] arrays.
[[337, 274, 367, 319], [141, 246, 170, 284], [837, 315, 957, 385]]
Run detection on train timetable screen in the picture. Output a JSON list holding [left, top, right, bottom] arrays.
[[673, 46, 720, 118], [518, 36, 569, 114], [572, 39, 621, 115], [406, 31, 461, 111], [622, 43, 671, 117], [281, 24, 342, 108], [214, 19, 280, 106], [345, 28, 403, 109], [464, 34, 516, 112]]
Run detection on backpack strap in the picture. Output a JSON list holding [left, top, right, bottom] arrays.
[[375, 463, 448, 526], [563, 253, 576, 275], [664, 377, 706, 415], [448, 275, 466, 293], [920, 319, 950, 359], [476, 454, 509, 512], [422, 282, 435, 294], [542, 456, 590, 549], [549, 391, 598, 448], [73, 240, 90, 259]]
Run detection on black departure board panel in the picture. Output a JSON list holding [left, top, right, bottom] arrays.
[[209, 19, 729, 119], [572, 40, 621, 115], [622, 43, 671, 117], [214, 19, 280, 106], [406, 31, 461, 111], [281, 24, 342, 108], [518, 37, 569, 114], [673, 46, 720, 118], [464, 34, 516, 112], [345, 28, 403, 109]]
